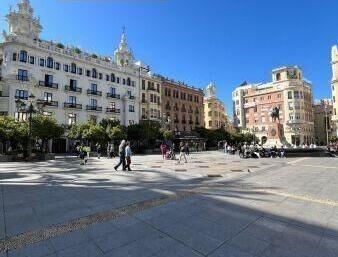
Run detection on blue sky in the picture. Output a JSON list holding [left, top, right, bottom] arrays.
[[1, 0, 338, 115]]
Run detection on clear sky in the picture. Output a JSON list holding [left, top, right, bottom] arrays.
[[1, 0, 338, 116]]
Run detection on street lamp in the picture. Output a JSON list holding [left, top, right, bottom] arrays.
[[15, 93, 44, 159]]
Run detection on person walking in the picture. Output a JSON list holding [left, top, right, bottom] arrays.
[[160, 142, 167, 159], [125, 141, 132, 171], [96, 144, 102, 159], [114, 140, 126, 171], [178, 142, 187, 164]]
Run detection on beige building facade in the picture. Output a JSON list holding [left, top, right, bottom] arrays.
[[232, 66, 315, 146], [331, 45, 338, 137], [313, 99, 334, 145], [161, 78, 204, 132], [203, 82, 230, 130], [136, 62, 162, 122]]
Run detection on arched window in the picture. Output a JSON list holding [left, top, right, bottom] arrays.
[[19, 50, 27, 63], [127, 77, 131, 86], [111, 73, 115, 82], [92, 68, 97, 78], [47, 57, 53, 68], [276, 73, 281, 81], [71, 63, 77, 74]]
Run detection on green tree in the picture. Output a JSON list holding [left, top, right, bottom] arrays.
[[31, 115, 64, 152], [82, 123, 106, 145], [0, 116, 28, 153], [106, 125, 126, 142], [162, 129, 173, 141]]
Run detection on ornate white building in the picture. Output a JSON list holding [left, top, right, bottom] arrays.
[[0, 0, 140, 126], [331, 45, 338, 137]]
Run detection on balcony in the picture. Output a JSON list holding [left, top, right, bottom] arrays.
[[128, 95, 135, 100], [86, 105, 102, 112], [147, 87, 159, 93], [64, 103, 82, 109], [16, 75, 29, 82], [15, 95, 28, 100], [39, 81, 58, 89], [87, 89, 102, 96], [37, 99, 58, 107], [107, 93, 120, 99], [196, 121, 200, 125], [106, 108, 121, 114], [65, 85, 82, 93], [189, 120, 193, 125]]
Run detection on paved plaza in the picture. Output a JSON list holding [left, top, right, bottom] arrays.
[[0, 151, 338, 257]]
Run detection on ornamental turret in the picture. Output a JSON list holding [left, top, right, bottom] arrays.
[[3, 0, 42, 41], [114, 28, 134, 67]]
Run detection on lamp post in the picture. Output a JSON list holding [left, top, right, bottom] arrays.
[[15, 93, 44, 159]]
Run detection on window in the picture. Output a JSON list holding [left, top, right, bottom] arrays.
[[40, 58, 45, 67], [277, 93, 281, 98], [17, 69, 28, 81], [78, 68, 83, 75], [29, 56, 35, 65], [47, 57, 53, 68], [19, 50, 28, 62], [334, 108, 337, 115], [90, 99, 97, 107], [129, 105, 135, 112], [12, 53, 17, 61], [142, 93, 146, 103], [122, 79, 126, 85], [127, 77, 131, 86], [276, 73, 281, 81], [110, 102, 116, 109], [15, 89, 28, 100], [44, 92, 53, 102], [288, 91, 293, 99], [45, 74, 53, 84], [91, 83, 97, 92], [127, 90, 132, 97], [92, 68, 97, 78], [55, 62, 60, 70], [110, 87, 116, 94], [117, 77, 120, 83], [69, 96, 76, 104], [68, 114, 76, 125], [70, 79, 77, 90], [106, 75, 109, 81], [71, 63, 77, 74], [267, 95, 271, 100], [111, 73, 115, 82], [86, 70, 91, 77], [209, 121, 212, 127], [64, 64, 69, 72], [254, 107, 257, 112], [208, 111, 212, 117], [142, 80, 145, 90], [294, 91, 300, 99]]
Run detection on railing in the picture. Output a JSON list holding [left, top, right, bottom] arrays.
[[106, 108, 121, 114], [129, 109, 135, 112], [37, 99, 58, 107], [86, 105, 102, 111], [64, 103, 82, 109], [39, 81, 59, 89], [129, 95, 135, 100], [189, 120, 193, 124], [15, 95, 28, 100], [16, 75, 29, 82], [65, 85, 82, 93], [107, 93, 120, 99], [87, 89, 102, 96]]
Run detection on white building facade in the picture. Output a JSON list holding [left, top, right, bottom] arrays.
[[0, 0, 140, 126], [331, 45, 338, 137]]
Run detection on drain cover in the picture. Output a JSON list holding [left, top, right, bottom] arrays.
[[231, 169, 244, 172], [175, 169, 187, 172]]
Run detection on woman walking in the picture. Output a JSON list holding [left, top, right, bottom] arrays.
[[178, 142, 187, 164], [114, 140, 126, 171]]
